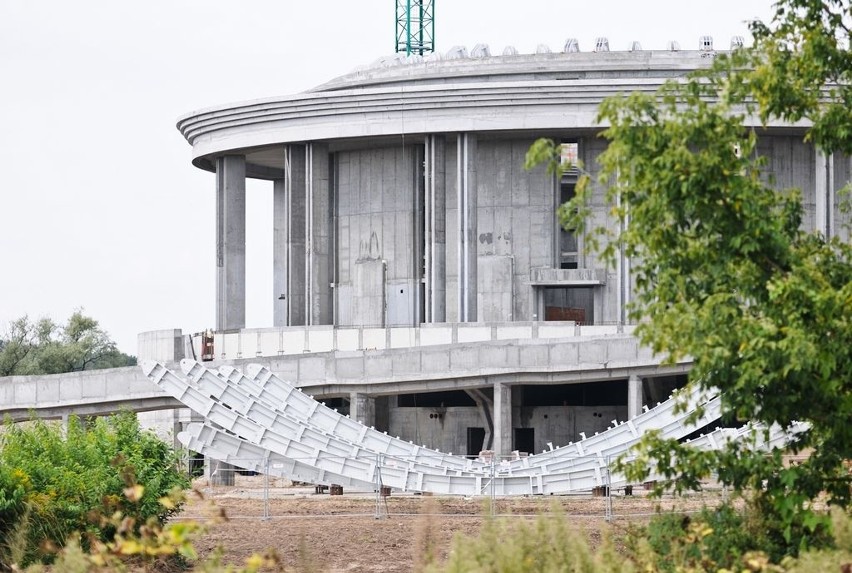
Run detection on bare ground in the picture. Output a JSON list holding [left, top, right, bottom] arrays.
[[176, 476, 727, 573]]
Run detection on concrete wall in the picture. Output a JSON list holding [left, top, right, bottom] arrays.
[[759, 135, 816, 231], [386, 403, 627, 456], [476, 138, 555, 322], [137, 329, 184, 362], [335, 146, 419, 327]]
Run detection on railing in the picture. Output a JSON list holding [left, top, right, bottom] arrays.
[[191, 322, 636, 361]]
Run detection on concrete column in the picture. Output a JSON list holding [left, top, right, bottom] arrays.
[[424, 135, 447, 322], [306, 143, 333, 325], [815, 149, 835, 238], [492, 382, 512, 459], [209, 458, 235, 487], [349, 392, 376, 427], [273, 146, 307, 326], [216, 155, 246, 331], [456, 133, 477, 322], [627, 374, 643, 420]]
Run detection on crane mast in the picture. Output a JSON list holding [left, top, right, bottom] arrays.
[[395, 0, 434, 56]]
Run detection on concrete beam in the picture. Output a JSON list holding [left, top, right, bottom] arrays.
[[216, 155, 247, 331]]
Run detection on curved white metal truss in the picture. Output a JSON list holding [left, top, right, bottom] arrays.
[[141, 360, 804, 496]]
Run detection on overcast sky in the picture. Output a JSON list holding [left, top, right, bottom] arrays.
[[0, 1, 776, 354]]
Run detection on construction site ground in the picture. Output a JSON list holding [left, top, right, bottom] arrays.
[[178, 476, 727, 573]]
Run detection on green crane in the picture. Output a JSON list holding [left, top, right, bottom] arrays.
[[395, 0, 434, 56]]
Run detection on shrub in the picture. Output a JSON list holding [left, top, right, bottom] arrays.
[[0, 412, 189, 566], [0, 465, 30, 570], [638, 499, 835, 573]]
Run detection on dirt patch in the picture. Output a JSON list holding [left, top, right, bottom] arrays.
[[178, 477, 726, 572]]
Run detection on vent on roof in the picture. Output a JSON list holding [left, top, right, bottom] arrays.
[[730, 35, 745, 49], [667, 40, 681, 51], [502, 45, 519, 56], [471, 43, 491, 58], [445, 45, 468, 60], [563, 38, 580, 53], [700, 35, 714, 51], [594, 37, 610, 52], [629, 41, 642, 51], [536, 43, 552, 54]]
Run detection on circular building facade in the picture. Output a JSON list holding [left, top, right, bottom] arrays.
[[176, 44, 847, 456]]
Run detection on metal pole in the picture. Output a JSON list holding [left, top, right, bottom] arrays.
[[263, 458, 270, 521], [375, 453, 385, 519], [490, 455, 495, 517], [405, 0, 412, 55], [604, 456, 613, 522]]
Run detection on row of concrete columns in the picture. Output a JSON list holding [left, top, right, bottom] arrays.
[[215, 135, 488, 331], [348, 375, 645, 459]]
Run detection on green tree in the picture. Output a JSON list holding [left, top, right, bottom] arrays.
[[0, 412, 190, 567], [528, 0, 852, 549], [0, 311, 135, 377]]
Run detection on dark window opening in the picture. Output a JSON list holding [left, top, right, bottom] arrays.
[[320, 397, 350, 416], [521, 381, 627, 407], [467, 427, 485, 457], [514, 428, 535, 454], [397, 390, 477, 408]]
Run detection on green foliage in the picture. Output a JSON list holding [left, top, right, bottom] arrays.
[[0, 311, 135, 377], [640, 502, 833, 572], [0, 465, 30, 569], [528, 0, 852, 547], [21, 486, 284, 573], [0, 412, 189, 566]]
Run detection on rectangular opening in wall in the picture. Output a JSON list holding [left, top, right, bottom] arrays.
[[544, 286, 594, 324], [513, 427, 534, 454], [466, 427, 485, 457], [522, 381, 627, 407], [559, 181, 578, 269]]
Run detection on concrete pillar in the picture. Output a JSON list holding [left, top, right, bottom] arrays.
[[208, 458, 235, 487], [457, 133, 477, 322], [627, 374, 643, 420], [273, 145, 307, 326], [815, 149, 835, 238], [349, 392, 376, 427], [306, 143, 333, 325], [492, 382, 512, 459], [216, 155, 246, 331], [424, 135, 447, 322]]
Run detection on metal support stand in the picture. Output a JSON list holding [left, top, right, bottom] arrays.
[[604, 456, 613, 522], [374, 453, 388, 519], [490, 457, 496, 517], [263, 459, 270, 521]]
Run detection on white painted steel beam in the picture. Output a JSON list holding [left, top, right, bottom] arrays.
[[143, 361, 804, 496]]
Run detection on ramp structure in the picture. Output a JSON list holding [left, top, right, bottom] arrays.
[[141, 360, 803, 495]]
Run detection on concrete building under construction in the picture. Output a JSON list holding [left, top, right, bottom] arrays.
[[166, 37, 850, 458], [4, 38, 846, 467]]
